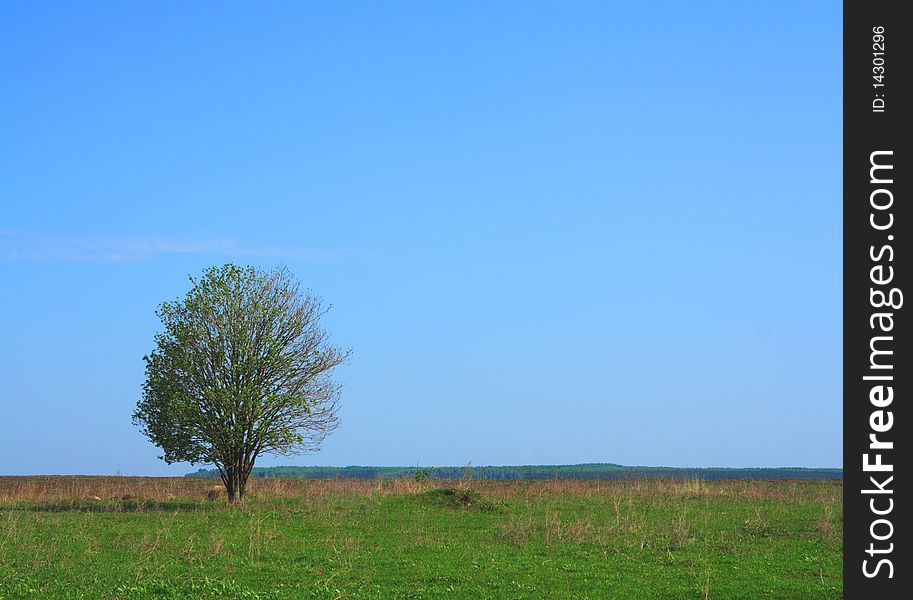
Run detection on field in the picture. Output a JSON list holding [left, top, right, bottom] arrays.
[[0, 476, 842, 599]]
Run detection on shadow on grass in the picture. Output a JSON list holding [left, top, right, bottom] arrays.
[[415, 487, 506, 512], [0, 499, 219, 513]]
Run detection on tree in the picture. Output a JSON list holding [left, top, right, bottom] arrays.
[[133, 264, 349, 502]]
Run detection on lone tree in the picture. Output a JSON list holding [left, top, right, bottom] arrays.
[[134, 264, 348, 502]]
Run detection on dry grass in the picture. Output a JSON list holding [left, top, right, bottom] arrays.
[[0, 476, 835, 506], [0, 475, 840, 506]]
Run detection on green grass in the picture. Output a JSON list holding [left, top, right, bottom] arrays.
[[0, 478, 842, 599]]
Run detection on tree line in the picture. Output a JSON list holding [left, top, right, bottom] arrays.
[[186, 464, 843, 481]]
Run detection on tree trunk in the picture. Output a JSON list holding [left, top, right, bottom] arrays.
[[225, 476, 237, 503], [219, 453, 253, 504], [224, 467, 240, 503], [225, 468, 249, 503]]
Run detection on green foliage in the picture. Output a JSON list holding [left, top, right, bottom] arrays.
[[413, 466, 434, 482], [134, 264, 349, 500]]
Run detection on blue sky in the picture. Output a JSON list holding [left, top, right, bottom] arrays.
[[0, 1, 841, 475]]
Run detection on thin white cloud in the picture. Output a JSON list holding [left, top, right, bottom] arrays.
[[0, 230, 340, 262]]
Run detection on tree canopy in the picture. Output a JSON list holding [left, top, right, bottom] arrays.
[[134, 264, 349, 501]]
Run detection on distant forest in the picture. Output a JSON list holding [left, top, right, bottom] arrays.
[[186, 464, 842, 481]]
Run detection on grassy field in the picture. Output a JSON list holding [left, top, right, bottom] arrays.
[[0, 476, 841, 599]]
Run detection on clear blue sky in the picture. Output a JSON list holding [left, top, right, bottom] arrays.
[[0, 2, 841, 475]]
